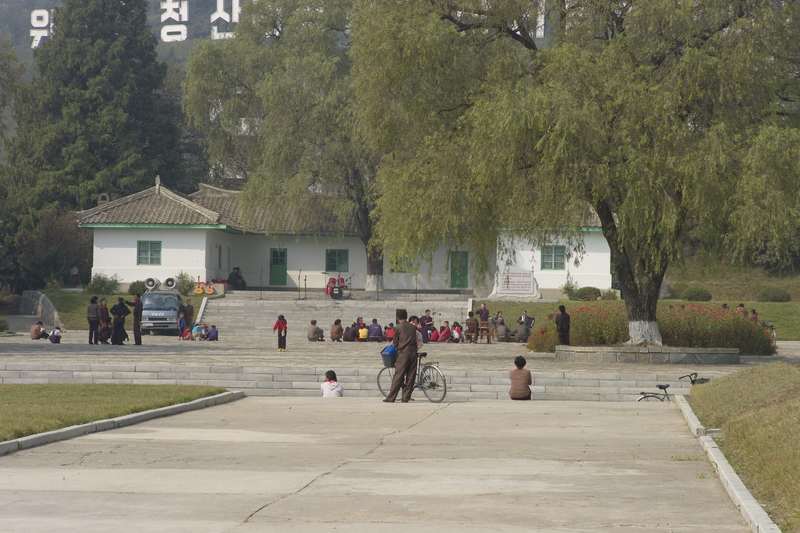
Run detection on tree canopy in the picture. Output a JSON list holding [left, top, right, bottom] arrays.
[[185, 0, 384, 281], [353, 0, 800, 342]]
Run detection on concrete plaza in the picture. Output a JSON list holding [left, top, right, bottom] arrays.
[[0, 398, 747, 532]]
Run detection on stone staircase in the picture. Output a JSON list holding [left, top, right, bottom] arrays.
[[201, 292, 471, 341]]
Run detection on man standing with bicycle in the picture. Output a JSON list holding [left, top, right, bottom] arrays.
[[383, 309, 418, 403]]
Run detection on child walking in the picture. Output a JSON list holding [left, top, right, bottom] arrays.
[[273, 314, 288, 351]]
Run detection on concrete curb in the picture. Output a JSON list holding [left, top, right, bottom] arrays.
[[676, 396, 781, 533], [0, 390, 245, 458], [675, 395, 706, 436]]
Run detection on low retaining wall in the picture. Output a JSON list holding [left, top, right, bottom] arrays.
[[555, 345, 740, 364], [19, 290, 62, 329]]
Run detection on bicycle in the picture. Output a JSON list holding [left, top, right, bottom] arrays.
[[377, 352, 447, 403], [679, 372, 711, 385], [638, 384, 671, 402]]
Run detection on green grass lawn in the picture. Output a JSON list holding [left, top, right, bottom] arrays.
[[668, 255, 800, 301], [689, 364, 800, 531], [477, 299, 800, 340], [0, 384, 225, 441], [44, 290, 129, 330]]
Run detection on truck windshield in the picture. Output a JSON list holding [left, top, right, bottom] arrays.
[[142, 294, 179, 310]]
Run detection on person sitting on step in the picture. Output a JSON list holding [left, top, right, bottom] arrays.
[[368, 318, 383, 342], [307, 319, 324, 342], [330, 319, 343, 342]]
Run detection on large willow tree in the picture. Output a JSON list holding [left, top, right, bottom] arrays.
[[353, 0, 800, 344], [186, 0, 384, 289]]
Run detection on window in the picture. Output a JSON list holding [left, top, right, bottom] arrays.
[[137, 241, 162, 265], [325, 249, 349, 272], [541, 245, 566, 270]]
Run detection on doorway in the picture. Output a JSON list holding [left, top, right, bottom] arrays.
[[269, 248, 288, 286]]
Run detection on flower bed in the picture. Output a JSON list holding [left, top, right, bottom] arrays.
[[528, 303, 776, 355]]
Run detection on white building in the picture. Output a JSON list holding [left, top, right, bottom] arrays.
[[78, 181, 612, 297]]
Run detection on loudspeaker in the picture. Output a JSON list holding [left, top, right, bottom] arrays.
[[163, 277, 177, 289], [144, 278, 160, 290]]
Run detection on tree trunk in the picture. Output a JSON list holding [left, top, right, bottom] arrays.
[[364, 245, 384, 293], [596, 201, 667, 345]]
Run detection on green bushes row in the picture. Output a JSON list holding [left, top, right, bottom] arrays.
[[528, 303, 775, 355], [668, 285, 792, 302], [86, 274, 120, 294], [563, 283, 618, 301], [757, 287, 791, 302]]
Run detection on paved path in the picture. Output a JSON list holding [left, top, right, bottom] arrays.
[[0, 398, 747, 532]]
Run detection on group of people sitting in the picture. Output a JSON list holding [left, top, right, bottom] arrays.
[[30, 321, 63, 344], [306, 306, 534, 345], [177, 313, 219, 341]]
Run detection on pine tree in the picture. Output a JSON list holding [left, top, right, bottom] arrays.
[[7, 0, 183, 210]]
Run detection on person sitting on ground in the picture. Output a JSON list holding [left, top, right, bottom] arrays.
[[343, 325, 355, 342], [438, 321, 452, 343], [191, 323, 206, 341], [30, 321, 49, 340], [429, 326, 440, 342], [409, 316, 425, 350], [451, 322, 463, 343], [49, 326, 62, 344], [495, 316, 508, 341], [227, 266, 247, 290], [206, 325, 219, 341], [330, 319, 343, 342], [516, 319, 531, 343], [307, 319, 325, 342], [368, 318, 383, 342], [384, 322, 396, 340], [465, 311, 479, 343], [509, 355, 533, 400], [357, 322, 369, 342], [320, 370, 344, 398]]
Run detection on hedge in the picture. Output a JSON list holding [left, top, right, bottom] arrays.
[[683, 287, 713, 301], [528, 303, 775, 355], [757, 287, 791, 302], [572, 286, 601, 301]]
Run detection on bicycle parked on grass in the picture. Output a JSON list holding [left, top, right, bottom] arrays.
[[377, 351, 447, 403]]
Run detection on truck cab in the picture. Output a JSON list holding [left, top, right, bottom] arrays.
[[140, 291, 183, 334]]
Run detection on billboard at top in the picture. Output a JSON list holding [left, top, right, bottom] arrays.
[[0, 0, 242, 65]]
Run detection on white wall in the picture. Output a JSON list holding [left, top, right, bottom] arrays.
[[497, 232, 612, 290], [92, 229, 208, 284], [382, 246, 493, 293]]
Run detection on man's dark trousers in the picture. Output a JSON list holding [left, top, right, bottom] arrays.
[[385, 351, 418, 402], [133, 320, 142, 346]]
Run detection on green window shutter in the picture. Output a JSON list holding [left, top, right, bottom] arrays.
[[326, 249, 349, 272], [150, 241, 162, 265], [136, 241, 162, 265], [541, 245, 566, 270]]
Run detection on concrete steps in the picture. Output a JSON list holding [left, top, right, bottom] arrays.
[[202, 294, 470, 340], [0, 360, 693, 401]]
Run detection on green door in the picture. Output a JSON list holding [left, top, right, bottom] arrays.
[[450, 251, 469, 289], [269, 248, 288, 286]]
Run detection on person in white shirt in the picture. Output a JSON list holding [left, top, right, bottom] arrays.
[[321, 370, 344, 398]]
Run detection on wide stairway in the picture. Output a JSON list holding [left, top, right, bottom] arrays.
[[201, 291, 471, 341]]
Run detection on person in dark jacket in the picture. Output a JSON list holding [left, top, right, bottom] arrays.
[[98, 298, 111, 344], [87, 296, 99, 345], [110, 298, 130, 345], [383, 309, 419, 403], [126, 294, 143, 346], [555, 305, 570, 346]]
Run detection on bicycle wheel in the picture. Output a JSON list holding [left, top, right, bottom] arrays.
[[377, 366, 394, 398], [638, 394, 664, 402], [419, 365, 447, 403]]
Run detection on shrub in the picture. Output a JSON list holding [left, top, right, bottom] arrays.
[[528, 323, 558, 352], [561, 280, 578, 300], [757, 287, 791, 302], [128, 280, 147, 296], [175, 272, 195, 297], [0, 319, 8, 332], [572, 286, 602, 301], [683, 287, 712, 301], [600, 289, 618, 300], [526, 302, 775, 355], [86, 274, 119, 294]]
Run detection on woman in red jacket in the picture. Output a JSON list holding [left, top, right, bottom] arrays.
[[273, 314, 288, 352]]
